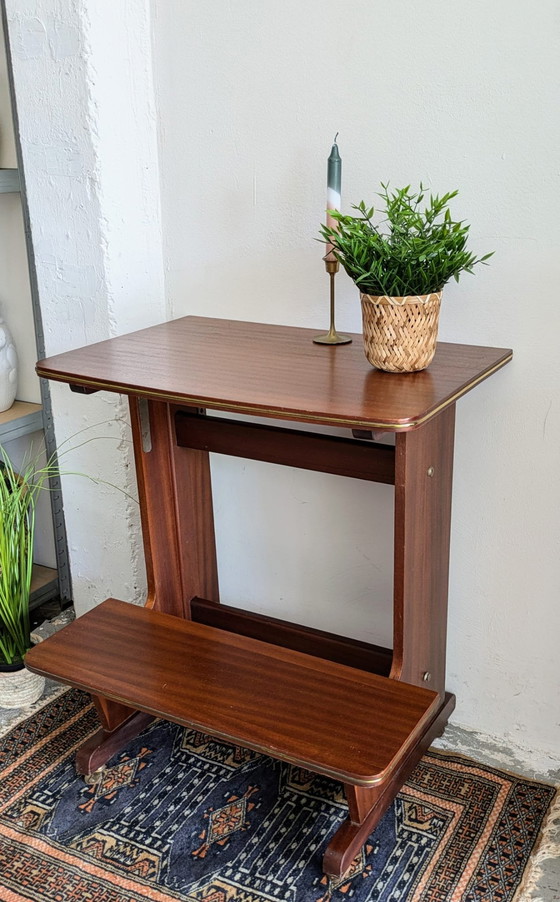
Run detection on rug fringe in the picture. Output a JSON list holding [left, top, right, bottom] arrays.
[[513, 785, 560, 901]]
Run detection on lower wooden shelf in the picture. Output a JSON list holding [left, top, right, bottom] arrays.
[[0, 400, 43, 442], [25, 597, 439, 787], [30, 564, 58, 610]]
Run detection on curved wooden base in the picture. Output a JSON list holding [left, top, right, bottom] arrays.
[[323, 692, 456, 878], [75, 709, 155, 777]]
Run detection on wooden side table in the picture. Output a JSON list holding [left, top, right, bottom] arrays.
[[27, 317, 512, 877]]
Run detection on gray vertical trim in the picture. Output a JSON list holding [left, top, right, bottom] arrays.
[[1, 0, 72, 601]]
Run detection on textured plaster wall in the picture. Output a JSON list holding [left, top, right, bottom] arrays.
[[151, 0, 560, 768], [4, 0, 166, 609]]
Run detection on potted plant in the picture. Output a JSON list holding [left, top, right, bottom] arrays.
[[320, 184, 493, 372], [0, 447, 56, 708]]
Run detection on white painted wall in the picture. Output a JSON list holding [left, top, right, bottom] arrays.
[[5, 0, 559, 767], [151, 0, 560, 767], [4, 0, 166, 608]]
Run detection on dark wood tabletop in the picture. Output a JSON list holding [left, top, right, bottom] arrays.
[[37, 316, 512, 430]]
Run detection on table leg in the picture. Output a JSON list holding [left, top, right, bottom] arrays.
[[130, 398, 219, 616], [323, 693, 455, 877], [391, 405, 456, 694], [75, 707, 155, 779], [322, 408, 457, 877], [76, 397, 219, 776]]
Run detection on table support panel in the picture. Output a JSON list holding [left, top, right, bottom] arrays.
[[130, 398, 219, 615], [391, 405, 456, 694], [92, 399, 221, 745]]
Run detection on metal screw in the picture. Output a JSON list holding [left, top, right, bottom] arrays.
[[422, 671, 432, 682], [427, 466, 435, 477]]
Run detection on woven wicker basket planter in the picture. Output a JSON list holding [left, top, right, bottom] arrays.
[[0, 663, 45, 709], [360, 291, 442, 373]]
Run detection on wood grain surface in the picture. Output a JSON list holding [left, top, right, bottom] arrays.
[[129, 399, 219, 615], [391, 405, 456, 693], [25, 598, 439, 786], [36, 316, 512, 431]]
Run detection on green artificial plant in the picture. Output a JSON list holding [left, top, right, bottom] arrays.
[[0, 427, 138, 667], [320, 184, 492, 297], [0, 447, 59, 666]]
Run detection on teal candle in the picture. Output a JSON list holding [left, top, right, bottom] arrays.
[[326, 134, 341, 258]]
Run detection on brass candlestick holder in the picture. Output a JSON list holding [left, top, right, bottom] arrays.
[[313, 258, 352, 345]]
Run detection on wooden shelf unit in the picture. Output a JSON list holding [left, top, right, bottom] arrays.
[[26, 315, 512, 877], [30, 564, 58, 609], [0, 400, 43, 441], [0, 167, 20, 193]]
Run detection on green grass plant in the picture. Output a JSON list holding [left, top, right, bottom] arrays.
[[320, 183, 492, 297], [0, 448, 61, 666], [0, 427, 139, 667]]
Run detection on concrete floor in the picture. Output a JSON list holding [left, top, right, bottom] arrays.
[[1, 686, 558, 901]]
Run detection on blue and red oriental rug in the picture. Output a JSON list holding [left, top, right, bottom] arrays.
[[0, 689, 556, 901]]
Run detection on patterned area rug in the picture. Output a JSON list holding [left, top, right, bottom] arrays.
[[0, 689, 556, 902]]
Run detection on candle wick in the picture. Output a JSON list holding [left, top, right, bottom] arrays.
[[333, 132, 339, 144]]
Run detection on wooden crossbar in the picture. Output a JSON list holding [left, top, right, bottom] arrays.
[[175, 411, 396, 484]]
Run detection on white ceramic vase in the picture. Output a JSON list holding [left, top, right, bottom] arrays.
[[0, 316, 17, 412]]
